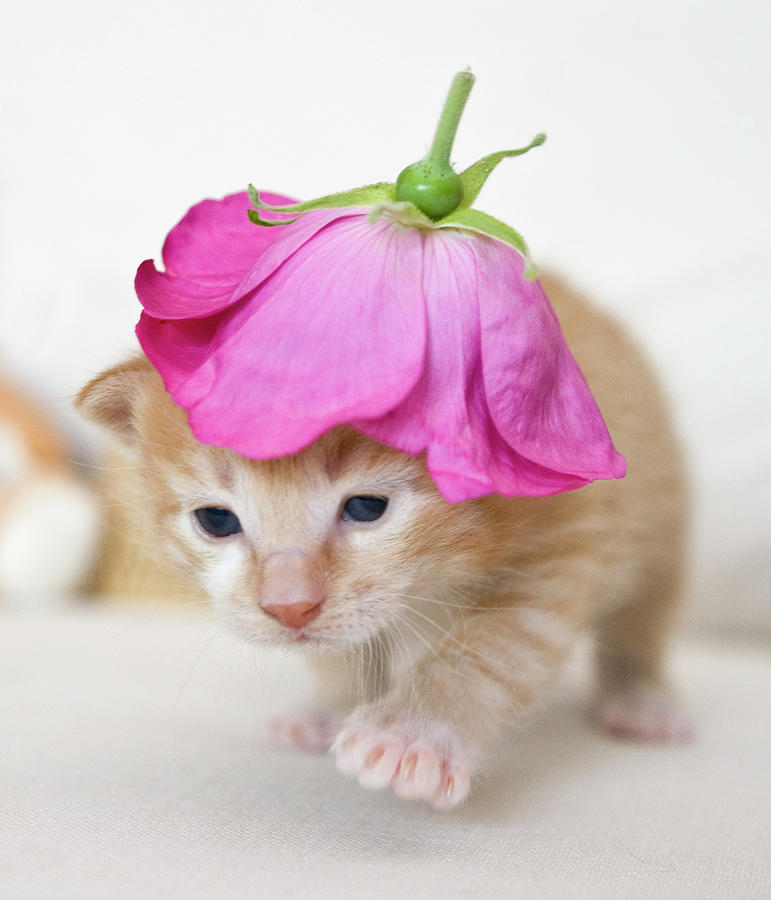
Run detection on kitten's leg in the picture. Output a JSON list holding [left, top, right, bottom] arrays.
[[266, 643, 388, 753], [333, 604, 576, 808], [593, 574, 692, 742]]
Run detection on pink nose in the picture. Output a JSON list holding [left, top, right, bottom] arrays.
[[260, 600, 323, 630]]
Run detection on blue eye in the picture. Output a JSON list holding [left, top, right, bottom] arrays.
[[195, 507, 242, 537], [342, 496, 389, 523]]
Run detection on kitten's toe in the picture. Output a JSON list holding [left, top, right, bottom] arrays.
[[431, 759, 472, 810], [392, 741, 443, 800], [595, 682, 693, 743], [263, 709, 344, 754], [332, 724, 471, 809], [333, 727, 406, 789]]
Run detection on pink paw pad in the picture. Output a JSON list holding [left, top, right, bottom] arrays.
[[332, 726, 470, 809], [264, 710, 343, 754], [596, 685, 693, 743]]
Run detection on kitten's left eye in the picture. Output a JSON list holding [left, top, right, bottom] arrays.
[[194, 507, 242, 538], [342, 495, 389, 522]]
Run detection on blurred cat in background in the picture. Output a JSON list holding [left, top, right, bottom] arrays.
[[0, 375, 99, 602]]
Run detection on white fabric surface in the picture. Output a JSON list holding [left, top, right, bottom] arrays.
[[2, 606, 769, 899]]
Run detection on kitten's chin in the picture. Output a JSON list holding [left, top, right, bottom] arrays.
[[280, 628, 365, 653], [266, 626, 379, 657], [228, 621, 358, 653]]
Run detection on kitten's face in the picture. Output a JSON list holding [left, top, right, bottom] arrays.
[[117, 370, 491, 651]]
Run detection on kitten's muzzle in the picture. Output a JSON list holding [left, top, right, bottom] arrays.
[[261, 599, 323, 630], [258, 550, 325, 631]]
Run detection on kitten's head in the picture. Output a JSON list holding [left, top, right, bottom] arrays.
[[78, 357, 499, 650]]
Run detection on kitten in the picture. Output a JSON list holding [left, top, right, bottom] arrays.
[[77, 274, 690, 809]]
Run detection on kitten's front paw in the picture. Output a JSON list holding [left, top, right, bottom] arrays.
[[331, 721, 471, 809]]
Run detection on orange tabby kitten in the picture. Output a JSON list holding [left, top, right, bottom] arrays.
[[77, 275, 689, 809]]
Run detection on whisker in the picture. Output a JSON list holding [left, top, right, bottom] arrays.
[[399, 604, 510, 676], [170, 623, 230, 707], [399, 591, 523, 613], [389, 612, 456, 677], [387, 618, 417, 700]]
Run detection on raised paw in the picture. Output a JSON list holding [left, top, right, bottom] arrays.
[[331, 723, 471, 809], [263, 709, 344, 754], [595, 683, 693, 743]]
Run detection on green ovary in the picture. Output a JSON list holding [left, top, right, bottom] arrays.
[[395, 160, 464, 221]]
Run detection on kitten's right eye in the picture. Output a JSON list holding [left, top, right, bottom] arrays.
[[194, 507, 242, 538], [342, 495, 389, 523]]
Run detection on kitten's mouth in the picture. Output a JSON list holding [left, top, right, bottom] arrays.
[[280, 626, 352, 651], [282, 627, 325, 647]]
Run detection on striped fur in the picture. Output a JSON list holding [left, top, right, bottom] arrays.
[[77, 275, 688, 808]]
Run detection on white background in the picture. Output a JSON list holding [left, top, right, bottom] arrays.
[[1, 0, 769, 633]]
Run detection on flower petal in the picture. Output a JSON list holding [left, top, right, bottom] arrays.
[[162, 190, 296, 280], [141, 215, 428, 459], [134, 260, 240, 322], [136, 205, 361, 321], [134, 190, 290, 322], [474, 236, 625, 483], [438, 207, 537, 279], [352, 229, 496, 496], [353, 229, 591, 500], [136, 192, 623, 502], [136, 308, 227, 400]]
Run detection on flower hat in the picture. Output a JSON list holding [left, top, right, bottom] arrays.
[[135, 71, 625, 502]]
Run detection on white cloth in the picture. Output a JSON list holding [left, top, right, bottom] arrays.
[[2, 607, 768, 899]]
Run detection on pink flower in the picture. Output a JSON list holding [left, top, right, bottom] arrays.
[[135, 191, 625, 501]]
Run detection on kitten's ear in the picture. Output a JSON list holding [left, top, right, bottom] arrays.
[[75, 356, 156, 445]]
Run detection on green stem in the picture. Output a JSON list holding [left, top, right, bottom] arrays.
[[427, 70, 475, 165]]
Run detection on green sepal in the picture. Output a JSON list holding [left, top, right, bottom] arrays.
[[248, 182, 396, 223], [438, 207, 538, 279], [247, 208, 304, 226], [368, 200, 436, 230], [458, 133, 546, 210]]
